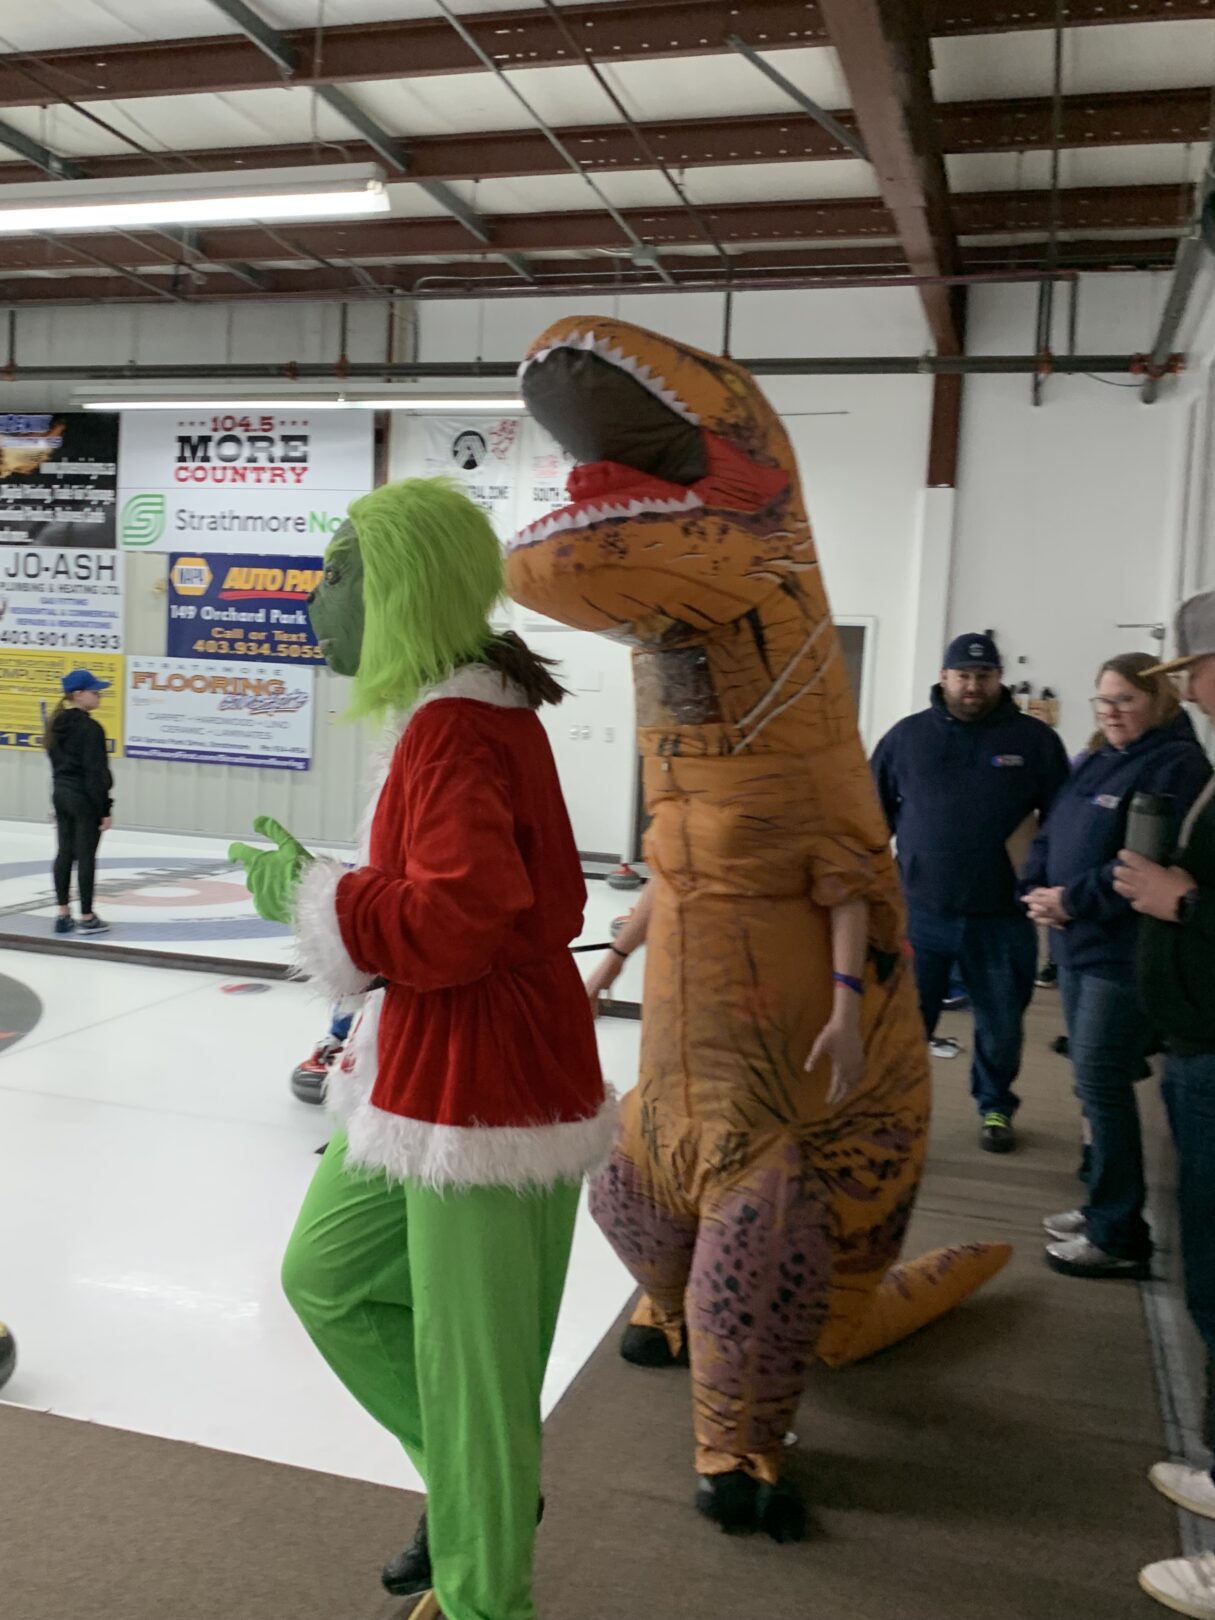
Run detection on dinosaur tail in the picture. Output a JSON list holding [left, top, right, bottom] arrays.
[[816, 1243, 1012, 1368]]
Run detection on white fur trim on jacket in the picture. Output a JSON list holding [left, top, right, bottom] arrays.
[[337, 1090, 619, 1192], [293, 856, 375, 1001]]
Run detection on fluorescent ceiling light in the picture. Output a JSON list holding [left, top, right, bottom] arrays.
[[81, 396, 524, 412], [0, 164, 388, 234]]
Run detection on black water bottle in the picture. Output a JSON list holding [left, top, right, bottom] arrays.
[[1126, 792, 1175, 864]]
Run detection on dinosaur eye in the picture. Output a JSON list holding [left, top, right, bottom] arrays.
[[324, 567, 341, 586]]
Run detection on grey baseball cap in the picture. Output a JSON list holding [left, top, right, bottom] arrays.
[[1147, 589, 1215, 675]]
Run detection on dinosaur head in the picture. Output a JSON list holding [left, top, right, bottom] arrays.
[[504, 317, 812, 648]]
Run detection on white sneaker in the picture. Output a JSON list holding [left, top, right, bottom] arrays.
[[930, 1036, 961, 1059], [1150, 1462, 1215, 1520], [1043, 1209, 1086, 1241], [1140, 1551, 1215, 1617]]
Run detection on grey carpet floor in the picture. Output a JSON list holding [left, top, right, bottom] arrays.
[[0, 999, 1181, 1619]]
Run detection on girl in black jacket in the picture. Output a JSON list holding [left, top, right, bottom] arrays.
[[44, 669, 114, 935]]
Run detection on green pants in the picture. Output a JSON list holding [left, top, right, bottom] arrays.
[[282, 1132, 579, 1620]]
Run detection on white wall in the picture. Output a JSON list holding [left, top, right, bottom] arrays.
[[1, 271, 1202, 846], [950, 272, 1189, 754]]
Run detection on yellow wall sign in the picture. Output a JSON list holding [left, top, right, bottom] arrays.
[[0, 648, 124, 754]]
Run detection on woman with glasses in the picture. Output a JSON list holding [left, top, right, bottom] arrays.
[[1022, 653, 1211, 1280]]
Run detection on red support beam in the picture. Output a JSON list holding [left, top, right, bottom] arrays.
[[818, 0, 962, 353], [0, 88, 1205, 189], [0, 187, 1190, 274], [0, 0, 1205, 112], [926, 0, 1215, 31], [0, 1, 826, 109], [0, 237, 1185, 306]]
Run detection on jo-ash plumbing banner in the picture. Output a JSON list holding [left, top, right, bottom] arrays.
[[116, 409, 373, 555]]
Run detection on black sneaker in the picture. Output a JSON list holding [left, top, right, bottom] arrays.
[[53, 915, 74, 935], [980, 1111, 1015, 1153], [77, 915, 111, 934], [1036, 963, 1059, 989], [382, 1496, 546, 1598]]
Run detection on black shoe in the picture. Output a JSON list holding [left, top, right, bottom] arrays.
[[382, 1497, 546, 1598], [1036, 963, 1059, 989], [1051, 1034, 1070, 1057], [621, 1323, 689, 1368], [696, 1472, 806, 1543], [78, 915, 111, 934], [980, 1111, 1015, 1153], [53, 915, 74, 935]]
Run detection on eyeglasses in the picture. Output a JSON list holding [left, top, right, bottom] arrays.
[[1091, 695, 1142, 712]]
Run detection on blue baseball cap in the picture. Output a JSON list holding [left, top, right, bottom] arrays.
[[62, 669, 111, 694], [944, 632, 1002, 671]]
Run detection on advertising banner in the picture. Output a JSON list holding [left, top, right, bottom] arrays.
[[416, 415, 522, 537], [0, 648, 124, 752], [125, 657, 314, 770], [0, 412, 119, 548], [515, 415, 577, 536], [0, 547, 123, 654], [117, 409, 373, 555], [166, 553, 323, 665]]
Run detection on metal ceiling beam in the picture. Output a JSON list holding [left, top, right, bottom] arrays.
[[0, 3, 825, 109], [724, 35, 869, 162], [924, 0, 1215, 31], [0, 185, 1191, 274], [0, 90, 1206, 191], [0, 354, 1164, 379], [817, 0, 962, 353], [0, 239, 1184, 308], [204, 0, 533, 281], [0, 1, 1199, 115]]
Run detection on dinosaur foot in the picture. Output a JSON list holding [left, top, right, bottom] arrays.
[[696, 1471, 806, 1544]]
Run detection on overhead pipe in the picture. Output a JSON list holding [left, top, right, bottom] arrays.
[[9, 354, 1177, 385]]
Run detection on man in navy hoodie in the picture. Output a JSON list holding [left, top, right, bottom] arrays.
[[873, 634, 1069, 1152]]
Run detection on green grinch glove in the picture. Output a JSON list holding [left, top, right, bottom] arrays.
[[228, 815, 315, 925]]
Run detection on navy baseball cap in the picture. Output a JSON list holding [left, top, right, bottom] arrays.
[[944, 632, 1002, 671], [62, 669, 111, 694]]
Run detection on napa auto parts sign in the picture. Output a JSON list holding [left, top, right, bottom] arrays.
[[167, 553, 323, 664], [115, 410, 374, 555]]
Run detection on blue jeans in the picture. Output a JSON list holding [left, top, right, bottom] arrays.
[[909, 909, 1037, 1118], [1162, 1052, 1215, 1378], [1060, 968, 1153, 1262]]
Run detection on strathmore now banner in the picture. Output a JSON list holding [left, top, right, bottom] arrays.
[[116, 410, 374, 555]]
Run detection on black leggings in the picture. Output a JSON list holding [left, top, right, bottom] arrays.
[[53, 800, 103, 914]]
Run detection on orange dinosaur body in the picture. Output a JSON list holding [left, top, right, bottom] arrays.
[[506, 317, 1009, 1489]]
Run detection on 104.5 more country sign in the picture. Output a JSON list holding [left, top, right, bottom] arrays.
[[167, 553, 323, 664], [117, 409, 372, 554]]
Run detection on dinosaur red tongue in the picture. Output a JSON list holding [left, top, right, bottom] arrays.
[[566, 460, 685, 505]]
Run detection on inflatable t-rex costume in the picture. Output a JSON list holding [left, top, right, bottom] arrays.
[[506, 316, 1010, 1536]]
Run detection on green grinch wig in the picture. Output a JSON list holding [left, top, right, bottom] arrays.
[[347, 477, 503, 720]]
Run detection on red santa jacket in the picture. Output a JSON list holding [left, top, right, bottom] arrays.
[[294, 665, 613, 1190]]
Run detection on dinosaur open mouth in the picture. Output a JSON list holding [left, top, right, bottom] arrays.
[[509, 332, 789, 554], [509, 336, 709, 553]]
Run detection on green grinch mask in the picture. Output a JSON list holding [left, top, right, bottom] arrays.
[[308, 519, 365, 678]]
